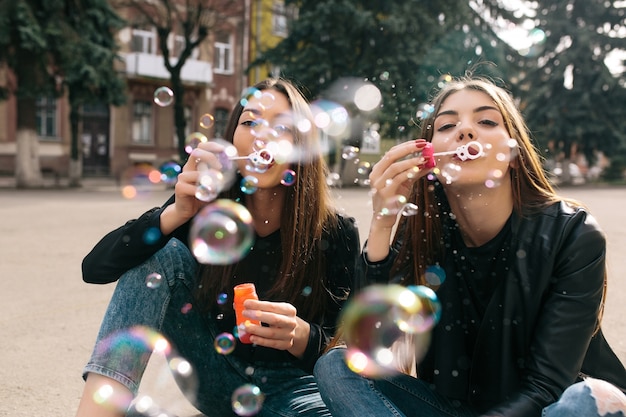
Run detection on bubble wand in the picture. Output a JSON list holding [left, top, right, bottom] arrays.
[[421, 141, 484, 168]]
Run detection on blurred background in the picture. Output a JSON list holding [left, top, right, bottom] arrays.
[[1, 0, 625, 190], [1, 1, 626, 415]]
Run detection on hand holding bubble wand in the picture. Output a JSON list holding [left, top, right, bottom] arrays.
[[378, 141, 486, 218]]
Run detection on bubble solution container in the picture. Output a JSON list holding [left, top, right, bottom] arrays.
[[233, 283, 260, 344]]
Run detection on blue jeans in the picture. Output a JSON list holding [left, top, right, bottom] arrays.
[[83, 238, 330, 417], [314, 348, 626, 417]]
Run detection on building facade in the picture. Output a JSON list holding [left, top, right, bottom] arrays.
[[0, 0, 286, 181]]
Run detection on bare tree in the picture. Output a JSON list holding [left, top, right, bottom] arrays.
[[113, 0, 243, 162]]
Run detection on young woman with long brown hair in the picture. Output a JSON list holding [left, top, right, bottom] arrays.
[[76, 78, 360, 417], [314, 77, 626, 417]]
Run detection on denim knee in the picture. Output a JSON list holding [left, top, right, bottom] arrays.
[[543, 378, 626, 417], [82, 238, 198, 394], [314, 348, 346, 383]]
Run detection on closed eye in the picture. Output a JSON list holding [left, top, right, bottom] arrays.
[[274, 124, 293, 135], [479, 119, 498, 127], [241, 120, 259, 127], [437, 122, 457, 132]]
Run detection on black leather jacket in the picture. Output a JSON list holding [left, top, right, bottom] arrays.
[[362, 201, 626, 417]]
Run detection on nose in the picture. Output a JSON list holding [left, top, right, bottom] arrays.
[[459, 130, 474, 141]]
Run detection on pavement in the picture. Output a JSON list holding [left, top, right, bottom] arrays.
[[1, 178, 625, 417]]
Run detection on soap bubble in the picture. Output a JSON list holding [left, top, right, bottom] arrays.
[[185, 132, 209, 154], [406, 285, 442, 333], [189, 200, 254, 265], [154, 86, 174, 107], [214, 333, 236, 355], [231, 384, 264, 416], [145, 272, 163, 289], [159, 161, 182, 185], [339, 284, 435, 377], [199, 113, 215, 129]]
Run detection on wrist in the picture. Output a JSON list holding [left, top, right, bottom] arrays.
[[288, 317, 310, 359], [159, 204, 189, 235]]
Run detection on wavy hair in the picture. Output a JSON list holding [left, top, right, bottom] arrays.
[[195, 78, 338, 322], [391, 76, 562, 286]]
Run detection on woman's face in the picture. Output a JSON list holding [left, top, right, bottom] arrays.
[[233, 89, 296, 189], [431, 89, 516, 189]]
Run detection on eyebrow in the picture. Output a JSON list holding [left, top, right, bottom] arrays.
[[240, 108, 293, 121], [435, 105, 500, 119], [241, 108, 263, 117]]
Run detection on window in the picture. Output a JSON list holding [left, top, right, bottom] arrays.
[[170, 34, 198, 59], [272, 1, 288, 37], [214, 32, 233, 74], [36, 97, 57, 139], [213, 107, 229, 139], [132, 101, 153, 144], [131, 29, 156, 54]]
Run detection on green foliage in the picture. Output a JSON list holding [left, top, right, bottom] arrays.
[[511, 0, 626, 162], [258, 0, 626, 163], [0, 0, 126, 106], [256, 0, 515, 140]]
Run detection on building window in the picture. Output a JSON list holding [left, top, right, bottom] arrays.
[[213, 107, 229, 139], [169, 34, 198, 59], [131, 29, 156, 54], [171, 34, 185, 58], [36, 97, 57, 139], [132, 101, 153, 144], [214, 32, 233, 74], [272, 1, 288, 37]]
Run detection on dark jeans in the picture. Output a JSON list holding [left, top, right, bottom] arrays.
[[83, 238, 330, 417], [314, 347, 626, 417]]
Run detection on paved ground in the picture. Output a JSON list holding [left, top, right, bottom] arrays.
[[1, 179, 625, 416]]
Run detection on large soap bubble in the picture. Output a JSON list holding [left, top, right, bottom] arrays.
[[189, 200, 255, 265], [339, 284, 439, 378]]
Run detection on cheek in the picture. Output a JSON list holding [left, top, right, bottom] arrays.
[[484, 137, 515, 167], [431, 134, 454, 153], [233, 130, 252, 154]]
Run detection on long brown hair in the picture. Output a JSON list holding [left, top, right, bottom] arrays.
[[391, 77, 562, 286], [195, 78, 338, 322]]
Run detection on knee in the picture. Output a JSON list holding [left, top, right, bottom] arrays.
[[584, 378, 626, 415], [115, 238, 196, 293], [314, 348, 346, 381], [142, 238, 197, 283], [546, 379, 626, 417]]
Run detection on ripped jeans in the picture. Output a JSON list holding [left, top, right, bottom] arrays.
[[543, 377, 626, 417], [82, 238, 331, 417], [314, 348, 626, 417]]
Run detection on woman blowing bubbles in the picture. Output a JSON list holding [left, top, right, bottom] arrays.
[[314, 77, 626, 417], [75, 78, 360, 417]]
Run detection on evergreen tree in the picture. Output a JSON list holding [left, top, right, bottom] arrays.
[[255, 0, 515, 141], [0, 0, 126, 188], [511, 0, 626, 182], [55, 0, 127, 187]]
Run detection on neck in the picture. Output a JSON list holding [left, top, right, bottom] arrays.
[[444, 183, 513, 247], [245, 186, 286, 237]]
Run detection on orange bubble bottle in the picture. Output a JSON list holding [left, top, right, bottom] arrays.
[[233, 283, 260, 344]]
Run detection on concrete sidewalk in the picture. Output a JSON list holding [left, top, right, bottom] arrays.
[[0, 184, 624, 416]]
